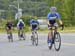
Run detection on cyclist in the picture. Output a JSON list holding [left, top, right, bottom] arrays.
[[6, 20, 13, 33], [30, 16, 39, 38], [17, 19, 25, 39], [5, 20, 13, 42], [47, 6, 63, 47]]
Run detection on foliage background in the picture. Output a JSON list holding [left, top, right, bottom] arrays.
[[0, 0, 75, 30]]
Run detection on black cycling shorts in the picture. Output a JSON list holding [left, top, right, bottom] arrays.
[[49, 20, 56, 24], [32, 25, 37, 30], [48, 20, 58, 29], [6, 26, 12, 30]]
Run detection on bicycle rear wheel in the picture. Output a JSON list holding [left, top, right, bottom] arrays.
[[54, 32, 61, 51], [31, 35, 35, 45]]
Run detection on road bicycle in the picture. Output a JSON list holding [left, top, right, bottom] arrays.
[[18, 30, 25, 40], [48, 24, 64, 51]]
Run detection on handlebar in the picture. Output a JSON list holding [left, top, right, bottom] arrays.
[[48, 24, 64, 30]]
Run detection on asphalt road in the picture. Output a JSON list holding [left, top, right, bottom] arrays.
[[0, 33, 75, 56]]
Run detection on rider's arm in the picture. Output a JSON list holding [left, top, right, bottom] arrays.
[[17, 22, 19, 29], [47, 20, 50, 25], [47, 13, 51, 25], [23, 23, 25, 29], [37, 21, 40, 29], [56, 13, 63, 25], [57, 13, 64, 30], [30, 24, 32, 30], [30, 20, 32, 30], [37, 20, 40, 25], [22, 21, 25, 28], [58, 19, 64, 30], [58, 19, 63, 25]]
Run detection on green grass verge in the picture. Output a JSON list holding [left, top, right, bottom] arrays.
[[0, 27, 75, 33], [39, 27, 75, 33]]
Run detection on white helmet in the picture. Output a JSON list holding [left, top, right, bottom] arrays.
[[50, 6, 57, 11], [19, 19, 23, 22]]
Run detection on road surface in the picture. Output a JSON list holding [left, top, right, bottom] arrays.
[[0, 33, 75, 56]]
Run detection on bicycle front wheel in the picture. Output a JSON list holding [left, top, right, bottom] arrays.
[[54, 32, 61, 51], [35, 33, 38, 46], [22, 33, 26, 40]]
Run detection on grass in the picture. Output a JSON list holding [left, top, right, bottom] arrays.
[[0, 19, 75, 33], [38, 27, 75, 33], [0, 27, 75, 33]]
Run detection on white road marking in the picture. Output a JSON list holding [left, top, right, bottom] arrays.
[[62, 43, 75, 46]]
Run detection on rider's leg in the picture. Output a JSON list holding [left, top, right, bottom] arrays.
[[22, 29, 23, 34], [55, 27, 58, 33], [48, 28, 53, 43], [31, 25, 35, 36], [18, 30, 20, 36], [9, 29, 13, 42], [7, 30, 10, 42], [20, 30, 23, 36], [10, 30, 12, 37], [8, 30, 12, 36], [18, 29, 21, 40], [9, 30, 13, 39], [48, 29, 53, 47], [21, 29, 25, 40], [31, 27, 34, 40], [54, 23, 58, 33], [10, 31, 13, 42], [7, 30, 9, 35]]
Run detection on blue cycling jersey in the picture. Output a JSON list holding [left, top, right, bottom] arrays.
[[19, 22, 24, 27], [17, 21, 24, 30], [30, 19, 39, 25], [47, 12, 60, 20]]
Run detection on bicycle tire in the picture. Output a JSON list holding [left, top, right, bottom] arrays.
[[35, 33, 38, 46], [31, 35, 35, 45], [18, 32, 26, 40], [22, 33, 26, 40], [54, 32, 61, 51], [8, 33, 13, 42]]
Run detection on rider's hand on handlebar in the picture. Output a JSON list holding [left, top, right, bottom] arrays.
[[60, 24, 64, 30]]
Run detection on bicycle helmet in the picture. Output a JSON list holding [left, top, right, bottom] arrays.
[[50, 6, 57, 11]]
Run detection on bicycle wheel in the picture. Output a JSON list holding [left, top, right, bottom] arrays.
[[54, 32, 61, 51], [22, 33, 26, 40], [10, 33, 13, 42], [31, 35, 35, 45], [18, 32, 21, 40], [35, 33, 38, 46], [8, 36, 10, 42], [8, 33, 13, 42]]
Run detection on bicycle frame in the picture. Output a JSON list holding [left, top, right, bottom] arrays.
[[48, 26, 61, 51]]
